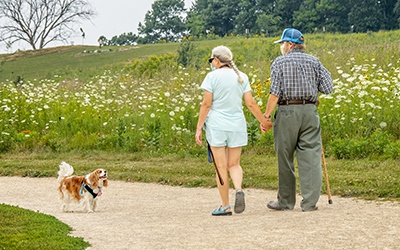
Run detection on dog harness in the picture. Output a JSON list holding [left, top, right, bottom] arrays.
[[80, 182, 100, 198]]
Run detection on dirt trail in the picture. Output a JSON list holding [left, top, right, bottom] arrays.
[[1, 176, 399, 249]]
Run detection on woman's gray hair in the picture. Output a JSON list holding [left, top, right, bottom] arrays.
[[212, 46, 244, 84]]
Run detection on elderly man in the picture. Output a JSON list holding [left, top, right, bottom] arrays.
[[263, 28, 333, 212]]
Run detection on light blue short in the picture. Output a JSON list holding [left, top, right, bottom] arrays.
[[205, 128, 248, 148]]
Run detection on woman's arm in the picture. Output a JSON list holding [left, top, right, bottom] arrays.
[[195, 90, 213, 146], [243, 91, 271, 131]]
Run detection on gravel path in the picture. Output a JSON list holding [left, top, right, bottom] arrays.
[[1, 176, 399, 249]]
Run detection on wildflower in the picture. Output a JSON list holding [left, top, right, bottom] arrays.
[[150, 113, 155, 118], [380, 122, 387, 128], [347, 77, 356, 82], [320, 95, 333, 99], [169, 111, 175, 116], [164, 92, 170, 97]]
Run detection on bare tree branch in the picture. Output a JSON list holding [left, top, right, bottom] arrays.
[[0, 0, 95, 50]]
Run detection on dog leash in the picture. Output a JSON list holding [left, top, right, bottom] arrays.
[[207, 141, 224, 186]]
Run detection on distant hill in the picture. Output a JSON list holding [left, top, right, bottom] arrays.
[[1, 30, 400, 83], [0, 43, 182, 83]]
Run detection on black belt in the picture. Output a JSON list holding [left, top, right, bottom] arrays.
[[278, 100, 316, 106]]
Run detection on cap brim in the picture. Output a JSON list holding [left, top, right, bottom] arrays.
[[273, 39, 283, 44]]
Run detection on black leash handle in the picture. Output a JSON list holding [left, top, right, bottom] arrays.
[[207, 141, 224, 186]]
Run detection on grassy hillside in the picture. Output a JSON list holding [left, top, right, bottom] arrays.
[[0, 38, 248, 82], [1, 31, 400, 83], [0, 43, 184, 82]]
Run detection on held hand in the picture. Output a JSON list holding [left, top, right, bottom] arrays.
[[260, 119, 273, 133]]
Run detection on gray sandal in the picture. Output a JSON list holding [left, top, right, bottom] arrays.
[[234, 189, 245, 214]]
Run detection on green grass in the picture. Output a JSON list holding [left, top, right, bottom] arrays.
[[0, 204, 89, 250], [0, 151, 399, 201]]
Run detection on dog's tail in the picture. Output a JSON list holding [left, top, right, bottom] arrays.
[[57, 161, 74, 182]]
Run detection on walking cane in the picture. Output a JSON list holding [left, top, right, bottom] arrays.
[[207, 142, 224, 186], [322, 146, 333, 204]]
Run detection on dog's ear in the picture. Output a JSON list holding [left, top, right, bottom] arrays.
[[89, 170, 100, 187], [103, 179, 108, 187]]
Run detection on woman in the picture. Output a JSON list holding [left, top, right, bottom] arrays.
[[195, 46, 271, 216]]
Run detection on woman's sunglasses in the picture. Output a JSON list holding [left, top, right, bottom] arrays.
[[208, 57, 215, 63]]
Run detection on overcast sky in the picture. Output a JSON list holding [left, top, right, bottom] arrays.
[[1, 0, 194, 53]]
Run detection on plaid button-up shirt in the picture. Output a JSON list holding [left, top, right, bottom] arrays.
[[270, 49, 333, 102]]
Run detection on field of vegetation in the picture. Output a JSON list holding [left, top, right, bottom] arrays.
[[0, 31, 399, 159], [0, 29, 399, 197], [0, 30, 399, 190]]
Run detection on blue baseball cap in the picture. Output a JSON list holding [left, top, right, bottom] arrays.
[[274, 28, 305, 44]]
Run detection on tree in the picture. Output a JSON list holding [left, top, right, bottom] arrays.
[[315, 0, 351, 33], [185, 11, 206, 37], [376, 0, 399, 30], [0, 0, 95, 50], [201, 0, 241, 36], [138, 0, 186, 43], [274, 0, 304, 29], [233, 0, 259, 35], [292, 0, 320, 33], [347, 0, 400, 32], [396, 0, 400, 27], [185, 2, 206, 37], [107, 32, 138, 46], [256, 14, 282, 36]]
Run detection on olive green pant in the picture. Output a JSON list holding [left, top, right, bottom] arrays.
[[273, 104, 322, 211]]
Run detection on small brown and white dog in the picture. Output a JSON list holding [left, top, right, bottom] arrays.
[[57, 161, 108, 213]]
